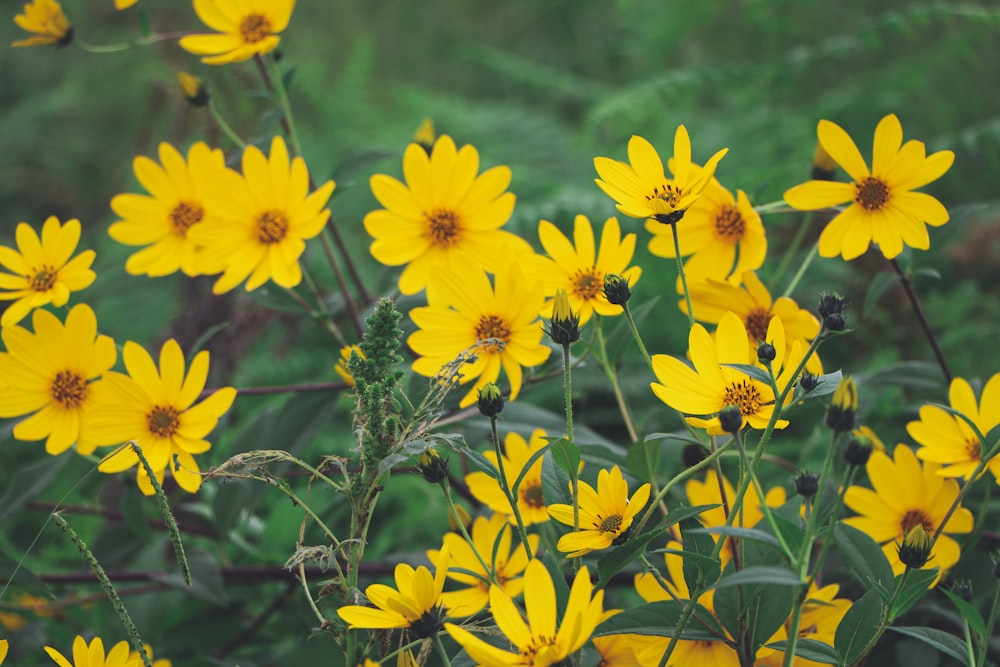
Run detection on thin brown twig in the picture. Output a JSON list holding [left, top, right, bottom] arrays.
[[26, 501, 219, 539], [889, 258, 953, 383]]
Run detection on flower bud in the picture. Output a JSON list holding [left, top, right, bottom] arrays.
[[794, 471, 820, 498], [477, 382, 504, 418], [826, 376, 857, 432], [897, 525, 932, 569], [817, 293, 846, 319], [414, 118, 436, 155], [547, 289, 581, 346], [844, 434, 873, 467], [951, 580, 973, 603], [719, 405, 743, 434], [824, 313, 846, 332], [177, 72, 210, 108], [757, 341, 776, 363], [448, 504, 472, 532], [800, 372, 819, 393], [418, 448, 449, 484], [811, 142, 838, 181], [603, 274, 632, 306]]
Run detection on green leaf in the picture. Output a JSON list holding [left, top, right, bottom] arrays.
[[0, 544, 51, 596], [605, 296, 661, 364], [940, 588, 986, 637], [661, 504, 721, 528], [861, 361, 944, 392], [542, 550, 570, 616], [769, 508, 807, 557], [463, 447, 499, 480], [541, 451, 572, 506], [834, 587, 883, 665], [0, 454, 71, 524], [721, 363, 773, 385], [834, 523, 894, 593], [765, 639, 842, 665], [795, 369, 843, 401], [888, 626, 969, 664], [596, 528, 663, 588], [889, 568, 938, 620], [550, 438, 580, 481], [863, 272, 901, 317], [625, 439, 660, 483], [512, 440, 556, 494], [680, 517, 721, 591], [914, 266, 942, 281], [703, 565, 802, 592], [593, 600, 726, 640], [690, 526, 780, 549]]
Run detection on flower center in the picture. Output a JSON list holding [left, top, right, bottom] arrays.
[[745, 308, 773, 343], [239, 14, 272, 44], [521, 637, 560, 663], [714, 205, 746, 242], [965, 438, 982, 461], [146, 405, 181, 439], [170, 201, 204, 234], [722, 379, 763, 417], [51, 370, 88, 408], [571, 269, 603, 301], [520, 482, 546, 509], [598, 514, 624, 535], [425, 209, 463, 247], [29, 265, 57, 292], [474, 315, 511, 353], [899, 509, 934, 536], [854, 176, 890, 212], [648, 183, 682, 208], [255, 210, 289, 244]]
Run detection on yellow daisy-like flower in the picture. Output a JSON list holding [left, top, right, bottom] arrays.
[[364, 135, 531, 300], [651, 311, 802, 435], [45, 636, 142, 667], [0, 216, 95, 327], [758, 583, 850, 667], [11, 0, 71, 47], [466, 429, 553, 526], [646, 176, 766, 285], [594, 127, 729, 225], [446, 559, 605, 667], [109, 142, 227, 278], [784, 114, 955, 260], [90, 339, 237, 495], [908, 373, 1000, 484], [127, 646, 170, 667], [115, 0, 137, 9], [179, 0, 294, 65], [189, 136, 335, 294], [548, 465, 651, 557], [334, 344, 366, 387], [843, 445, 973, 584], [408, 265, 550, 408], [684, 271, 822, 374], [428, 513, 540, 617], [0, 304, 115, 456], [337, 546, 450, 639], [0, 640, 7, 665], [522, 215, 642, 325]]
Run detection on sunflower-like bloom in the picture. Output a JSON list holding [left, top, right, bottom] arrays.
[[45, 636, 142, 667], [548, 466, 651, 557], [0, 304, 115, 456], [189, 136, 335, 294], [0, 217, 95, 327], [784, 114, 955, 260], [364, 135, 531, 300], [446, 559, 605, 666], [11, 0, 71, 47], [843, 445, 973, 584], [127, 646, 170, 667], [179, 0, 294, 65], [428, 513, 540, 617], [337, 546, 450, 639], [651, 311, 803, 435], [466, 429, 554, 526], [757, 583, 850, 667], [908, 373, 1000, 484], [646, 175, 766, 284], [90, 340, 237, 495], [594, 127, 729, 225], [109, 142, 227, 278], [522, 215, 642, 325], [408, 265, 550, 408], [683, 271, 822, 374]]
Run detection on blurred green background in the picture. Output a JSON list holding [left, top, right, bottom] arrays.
[[2, 1, 999, 665]]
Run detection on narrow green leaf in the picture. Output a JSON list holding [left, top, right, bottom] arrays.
[[462, 448, 499, 480], [691, 526, 780, 548], [888, 626, 969, 664], [834, 588, 883, 665], [940, 588, 986, 638], [794, 369, 843, 401], [541, 452, 572, 506], [512, 441, 555, 493], [0, 453, 70, 523], [550, 438, 580, 481], [680, 517, 721, 590], [596, 528, 663, 588], [593, 600, 726, 640], [834, 523, 894, 593], [765, 639, 841, 665], [721, 363, 773, 385], [624, 440, 660, 483], [863, 272, 901, 317], [662, 504, 721, 528], [889, 568, 938, 620], [703, 565, 802, 592]]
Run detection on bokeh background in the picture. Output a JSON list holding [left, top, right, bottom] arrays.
[[2, 1, 999, 665]]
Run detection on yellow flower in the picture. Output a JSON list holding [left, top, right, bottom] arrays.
[[0, 304, 115, 455], [523, 215, 642, 325], [45, 636, 142, 667], [826, 375, 857, 432], [683, 271, 822, 374], [413, 118, 436, 151], [909, 373, 1000, 484], [757, 583, 850, 667], [109, 142, 227, 278], [853, 425, 886, 453], [11, 0, 71, 47], [548, 465, 651, 557], [594, 127, 728, 225], [428, 513, 540, 617], [189, 136, 335, 294], [335, 344, 365, 387], [0, 216, 95, 327], [364, 135, 531, 300], [593, 635, 664, 666], [651, 312, 802, 435], [843, 445, 973, 585], [784, 114, 955, 260], [646, 176, 766, 285], [466, 429, 553, 526], [176, 72, 209, 107], [408, 265, 550, 408], [337, 546, 450, 638], [115, 0, 138, 9], [179, 0, 294, 65], [0, 639, 7, 665], [445, 559, 605, 666], [127, 646, 170, 667], [90, 339, 237, 495]]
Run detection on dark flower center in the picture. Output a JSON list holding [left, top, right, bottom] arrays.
[[521, 636, 560, 663], [648, 183, 682, 208], [240, 14, 272, 44], [408, 605, 445, 639], [598, 514, 624, 534], [745, 308, 773, 343], [965, 439, 982, 461], [714, 205, 746, 242], [147, 405, 181, 439], [520, 482, 546, 509], [572, 269, 603, 301], [30, 265, 57, 292], [475, 315, 511, 353], [51, 370, 88, 408], [854, 176, 890, 212], [255, 210, 289, 244], [899, 509, 934, 536], [426, 209, 462, 247], [722, 379, 763, 417], [170, 201, 204, 234]]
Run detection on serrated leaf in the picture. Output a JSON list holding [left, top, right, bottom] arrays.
[[703, 565, 802, 592], [765, 639, 841, 665], [940, 588, 986, 637], [596, 528, 663, 588], [863, 272, 901, 317], [834, 587, 883, 664], [889, 567, 938, 620], [888, 626, 969, 664], [834, 523, 894, 593]]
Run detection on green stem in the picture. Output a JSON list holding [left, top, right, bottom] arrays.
[[75, 32, 181, 53], [770, 212, 813, 291], [670, 223, 695, 329], [622, 301, 653, 371], [962, 619, 976, 667], [593, 323, 639, 442], [976, 582, 1000, 666], [267, 54, 303, 157], [889, 258, 953, 383], [753, 200, 798, 214], [848, 570, 909, 667], [733, 430, 793, 560], [658, 587, 702, 667], [208, 100, 247, 150], [781, 241, 818, 298], [489, 415, 534, 561], [434, 633, 454, 667], [562, 343, 580, 537], [320, 230, 365, 340], [442, 482, 499, 587]]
